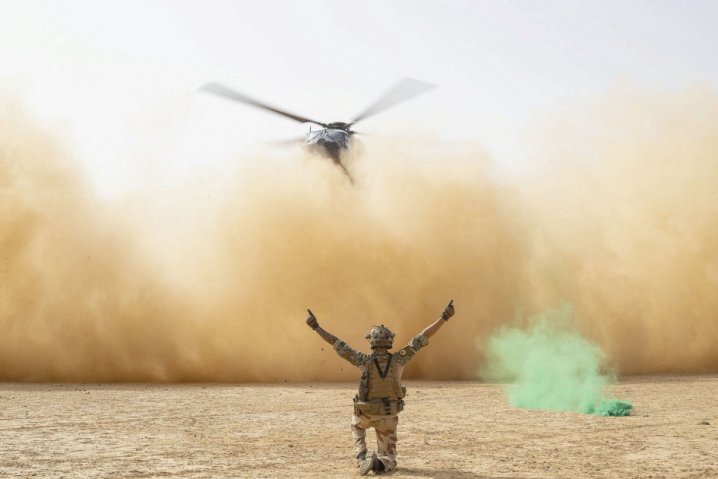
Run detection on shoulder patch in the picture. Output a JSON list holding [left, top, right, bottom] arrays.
[[399, 349, 407, 356]]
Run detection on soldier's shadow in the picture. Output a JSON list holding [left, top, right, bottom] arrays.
[[386, 467, 505, 479]]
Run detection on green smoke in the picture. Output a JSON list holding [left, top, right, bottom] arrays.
[[480, 306, 632, 416]]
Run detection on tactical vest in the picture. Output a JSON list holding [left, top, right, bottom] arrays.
[[366, 353, 404, 400], [354, 353, 406, 416]]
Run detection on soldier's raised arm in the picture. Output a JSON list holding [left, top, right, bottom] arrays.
[[419, 299, 455, 339], [306, 309, 340, 345], [306, 309, 369, 366]]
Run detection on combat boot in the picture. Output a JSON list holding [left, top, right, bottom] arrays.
[[358, 452, 376, 476]]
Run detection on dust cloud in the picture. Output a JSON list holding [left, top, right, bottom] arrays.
[[1, 86, 717, 382], [523, 86, 718, 374]]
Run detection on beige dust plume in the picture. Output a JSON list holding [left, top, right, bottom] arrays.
[[0, 99, 204, 381], [1, 86, 717, 381], [0, 98, 528, 381], [523, 86, 718, 373]]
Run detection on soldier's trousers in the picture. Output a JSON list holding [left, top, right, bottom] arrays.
[[351, 413, 399, 471]]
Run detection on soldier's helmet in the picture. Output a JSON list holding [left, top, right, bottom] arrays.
[[365, 324, 395, 350]]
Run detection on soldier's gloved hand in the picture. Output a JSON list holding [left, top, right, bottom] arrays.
[[441, 299, 455, 321], [306, 309, 319, 330]]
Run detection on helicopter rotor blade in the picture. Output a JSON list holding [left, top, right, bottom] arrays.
[[351, 78, 434, 125], [200, 82, 328, 127]]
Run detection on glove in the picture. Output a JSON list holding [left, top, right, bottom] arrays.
[[441, 299, 455, 321], [306, 309, 319, 330]]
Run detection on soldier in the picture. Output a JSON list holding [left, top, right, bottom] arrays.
[[305, 300, 455, 475]]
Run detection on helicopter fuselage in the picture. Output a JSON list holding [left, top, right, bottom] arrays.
[[303, 127, 352, 163]]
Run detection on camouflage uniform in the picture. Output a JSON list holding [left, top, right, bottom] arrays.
[[334, 334, 429, 472]]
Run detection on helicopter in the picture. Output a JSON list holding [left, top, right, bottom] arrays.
[[199, 78, 434, 182]]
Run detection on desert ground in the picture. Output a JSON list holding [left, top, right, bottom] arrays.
[[0, 376, 716, 478]]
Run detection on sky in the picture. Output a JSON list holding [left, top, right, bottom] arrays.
[[2, 0, 718, 198]]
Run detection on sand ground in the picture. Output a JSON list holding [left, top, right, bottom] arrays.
[[0, 376, 716, 478]]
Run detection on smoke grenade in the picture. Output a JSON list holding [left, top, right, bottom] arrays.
[[480, 305, 633, 416]]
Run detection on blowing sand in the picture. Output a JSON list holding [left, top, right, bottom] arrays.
[[1, 376, 716, 478], [4, 88, 718, 384]]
